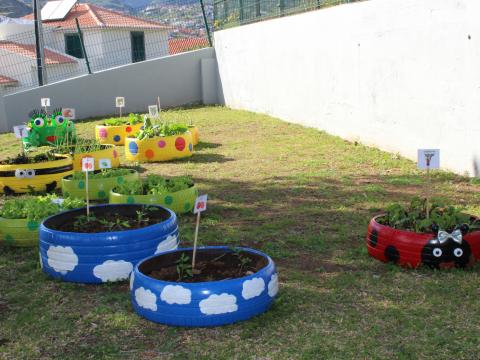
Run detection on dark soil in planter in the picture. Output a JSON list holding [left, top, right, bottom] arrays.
[[44, 205, 171, 233], [0, 153, 55, 165], [140, 249, 269, 282]]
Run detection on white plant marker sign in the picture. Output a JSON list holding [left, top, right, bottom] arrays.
[[62, 108, 75, 120], [116, 97, 125, 118], [98, 158, 112, 169], [41, 98, 50, 113], [82, 157, 95, 216], [418, 149, 440, 219], [192, 194, 208, 271], [148, 105, 159, 119], [13, 125, 28, 139]]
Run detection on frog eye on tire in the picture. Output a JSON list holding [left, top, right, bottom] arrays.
[[25, 169, 36, 178], [15, 169, 26, 178], [454, 248, 463, 258], [433, 248, 442, 258], [55, 115, 65, 126], [34, 118, 45, 127]]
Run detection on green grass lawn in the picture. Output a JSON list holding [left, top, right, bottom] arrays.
[[1, 106, 480, 359]]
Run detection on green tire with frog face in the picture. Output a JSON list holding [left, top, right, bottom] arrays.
[[0, 217, 39, 247], [109, 185, 198, 214], [62, 170, 140, 201]]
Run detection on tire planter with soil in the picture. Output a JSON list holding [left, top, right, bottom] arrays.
[[130, 246, 279, 327], [71, 144, 120, 172], [0, 155, 73, 194], [39, 204, 179, 284], [0, 217, 39, 247], [125, 132, 194, 163], [109, 184, 198, 214], [96, 123, 143, 146], [188, 126, 199, 146], [62, 169, 139, 201], [367, 215, 480, 269]]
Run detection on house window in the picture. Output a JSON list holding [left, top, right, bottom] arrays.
[[65, 33, 84, 59], [131, 31, 146, 63]]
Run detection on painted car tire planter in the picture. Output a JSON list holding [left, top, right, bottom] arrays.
[[71, 144, 120, 171], [188, 126, 199, 146], [62, 170, 139, 201], [0, 155, 73, 194], [95, 123, 143, 146], [39, 204, 179, 284], [130, 246, 279, 327], [0, 218, 39, 247], [109, 184, 198, 214], [125, 132, 194, 163], [367, 216, 480, 269]]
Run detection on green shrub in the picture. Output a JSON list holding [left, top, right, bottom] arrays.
[[114, 175, 194, 196]]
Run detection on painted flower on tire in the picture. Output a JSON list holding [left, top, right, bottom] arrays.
[[199, 293, 238, 315], [47, 245, 78, 275]]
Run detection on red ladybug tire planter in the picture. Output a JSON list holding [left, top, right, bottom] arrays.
[[130, 246, 279, 327], [366, 216, 480, 269]]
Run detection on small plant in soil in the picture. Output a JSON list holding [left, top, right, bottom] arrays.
[[134, 116, 188, 140], [70, 168, 132, 181], [53, 138, 108, 155], [0, 152, 56, 165], [103, 113, 143, 126], [113, 175, 194, 196], [176, 253, 193, 281], [377, 196, 480, 233]]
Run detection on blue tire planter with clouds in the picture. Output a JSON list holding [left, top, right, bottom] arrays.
[[39, 204, 179, 284], [130, 246, 279, 327]]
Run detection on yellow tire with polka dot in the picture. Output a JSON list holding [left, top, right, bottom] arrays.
[[109, 185, 198, 214], [71, 145, 120, 172], [0, 217, 39, 247], [95, 123, 143, 146], [0, 155, 73, 194], [62, 170, 139, 201], [125, 132, 194, 163]]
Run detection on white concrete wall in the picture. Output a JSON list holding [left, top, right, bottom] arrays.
[[214, 0, 480, 176], [2, 47, 219, 130]]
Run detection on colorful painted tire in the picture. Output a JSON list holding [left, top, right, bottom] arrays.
[[109, 185, 198, 214], [95, 123, 143, 146], [188, 126, 199, 146], [39, 204, 179, 284], [0, 155, 73, 194], [62, 170, 139, 201], [130, 246, 279, 327], [71, 145, 120, 172], [125, 132, 194, 163], [367, 216, 480, 269], [0, 217, 39, 247]]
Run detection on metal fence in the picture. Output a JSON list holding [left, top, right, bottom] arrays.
[[0, 0, 213, 95], [213, 0, 363, 30]]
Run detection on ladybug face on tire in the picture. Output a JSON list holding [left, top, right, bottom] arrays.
[[421, 225, 471, 269]]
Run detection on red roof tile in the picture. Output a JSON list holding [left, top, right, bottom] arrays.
[[25, 3, 169, 30], [0, 75, 18, 85], [169, 38, 209, 55], [0, 41, 77, 64]]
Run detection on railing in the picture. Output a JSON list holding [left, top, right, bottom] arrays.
[[214, 0, 363, 30]]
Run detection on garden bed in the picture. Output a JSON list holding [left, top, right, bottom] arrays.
[[95, 114, 143, 145]]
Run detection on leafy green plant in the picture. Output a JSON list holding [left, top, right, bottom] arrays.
[[0, 152, 56, 165], [98, 216, 131, 232], [0, 195, 84, 221], [135, 116, 188, 140], [378, 196, 480, 233], [113, 175, 194, 196], [232, 247, 252, 273], [176, 253, 193, 281], [70, 168, 132, 181], [103, 113, 143, 126], [73, 214, 96, 231], [53, 137, 106, 155]]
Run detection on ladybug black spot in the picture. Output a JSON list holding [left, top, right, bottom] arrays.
[[369, 229, 378, 247], [385, 245, 399, 263]]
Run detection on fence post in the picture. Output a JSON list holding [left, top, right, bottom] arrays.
[[32, 0, 46, 86], [255, 0, 260, 17], [279, 0, 285, 16], [75, 18, 92, 74], [199, 0, 213, 46], [223, 0, 229, 22], [239, 0, 244, 22]]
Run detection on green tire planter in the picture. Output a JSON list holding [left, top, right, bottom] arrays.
[[0, 217, 39, 247], [109, 185, 198, 214], [62, 170, 140, 201]]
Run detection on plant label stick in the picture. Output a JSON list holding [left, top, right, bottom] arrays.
[[148, 105, 159, 119], [418, 149, 440, 219], [13, 125, 28, 154], [41, 97, 50, 113], [116, 97, 125, 118], [82, 157, 95, 216], [99, 158, 112, 169], [62, 108, 75, 120], [192, 194, 208, 270]]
